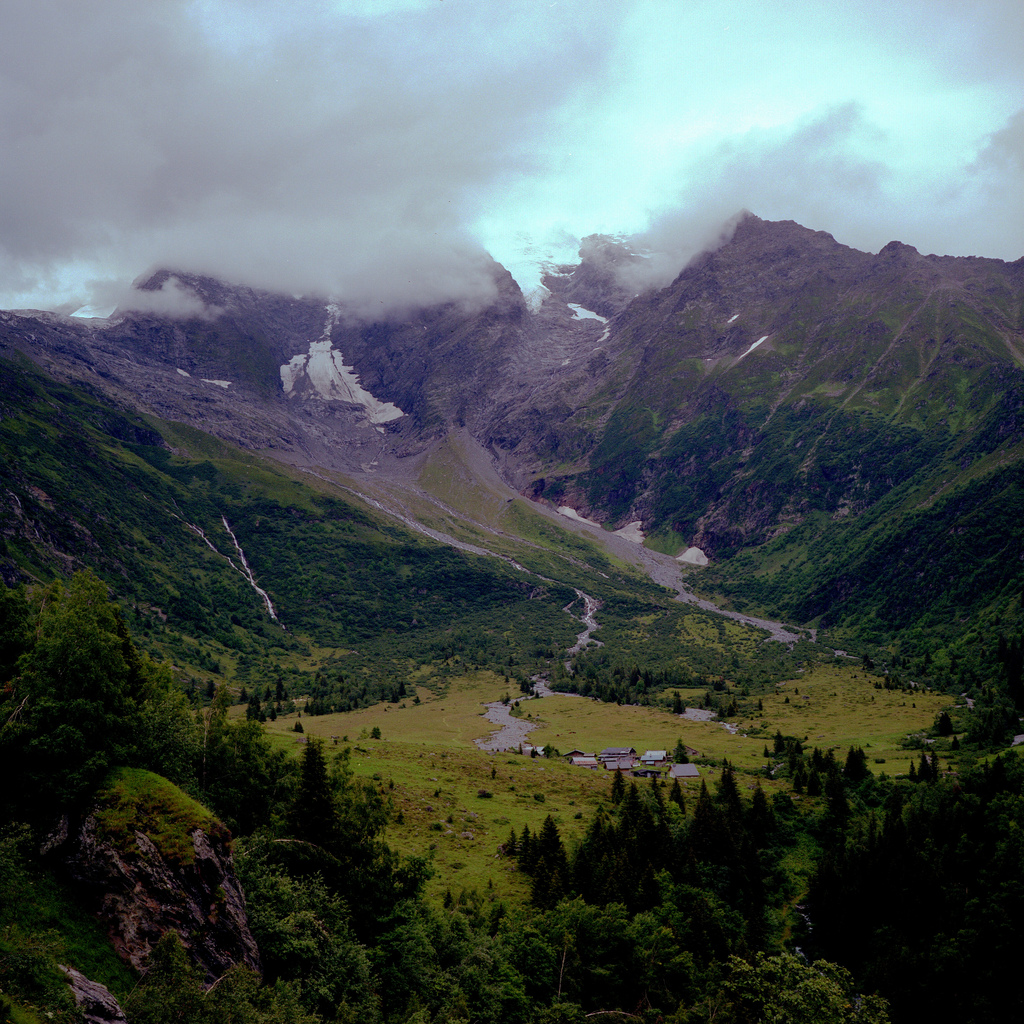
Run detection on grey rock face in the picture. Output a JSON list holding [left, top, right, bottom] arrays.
[[60, 966, 127, 1024], [61, 812, 260, 984]]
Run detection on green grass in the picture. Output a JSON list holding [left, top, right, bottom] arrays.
[[755, 662, 951, 768], [253, 659, 957, 905], [94, 768, 230, 867]]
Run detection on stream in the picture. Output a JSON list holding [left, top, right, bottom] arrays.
[[221, 517, 279, 621], [564, 589, 602, 666], [173, 512, 279, 622]]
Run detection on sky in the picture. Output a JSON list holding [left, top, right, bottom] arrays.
[[1, 0, 1021, 316]]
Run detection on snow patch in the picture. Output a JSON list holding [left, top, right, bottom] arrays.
[[202, 379, 231, 388], [71, 304, 116, 319], [176, 368, 191, 377], [613, 521, 645, 544], [677, 546, 709, 566], [567, 303, 608, 324], [526, 284, 550, 311], [558, 506, 602, 528], [281, 305, 404, 425], [727, 313, 739, 323], [739, 335, 769, 359]]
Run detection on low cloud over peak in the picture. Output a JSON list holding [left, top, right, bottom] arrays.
[[2, 2, 1022, 313]]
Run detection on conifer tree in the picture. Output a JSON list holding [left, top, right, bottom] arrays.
[[843, 745, 870, 784], [716, 760, 743, 822], [530, 815, 569, 908], [648, 771, 666, 812], [519, 825, 536, 872], [611, 767, 626, 804], [288, 738, 339, 850], [747, 783, 775, 846], [689, 780, 731, 864], [669, 778, 685, 812]]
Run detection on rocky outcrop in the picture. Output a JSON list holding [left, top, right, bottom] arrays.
[[61, 967, 127, 1024], [58, 808, 260, 984]]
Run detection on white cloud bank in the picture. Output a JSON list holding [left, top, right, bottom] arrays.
[[1, 1, 1021, 314]]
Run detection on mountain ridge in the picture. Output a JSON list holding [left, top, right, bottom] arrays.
[[4, 213, 1024, 656]]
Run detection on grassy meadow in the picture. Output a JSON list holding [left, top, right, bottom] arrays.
[[253, 659, 955, 904]]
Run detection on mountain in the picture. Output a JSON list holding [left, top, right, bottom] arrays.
[[3, 213, 1024, 672]]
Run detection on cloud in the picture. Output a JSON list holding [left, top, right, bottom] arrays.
[[0, 0, 617, 313], [2, 2, 1022, 314], [99, 275, 218, 319], [615, 105, 888, 292]]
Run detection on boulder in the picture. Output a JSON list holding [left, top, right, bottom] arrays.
[[55, 772, 260, 984]]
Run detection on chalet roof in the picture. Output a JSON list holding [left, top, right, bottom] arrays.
[[642, 750, 668, 760], [605, 757, 636, 772], [570, 756, 601, 768], [599, 747, 637, 758], [669, 763, 700, 778]]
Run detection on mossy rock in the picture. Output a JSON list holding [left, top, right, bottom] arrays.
[[94, 768, 229, 867]]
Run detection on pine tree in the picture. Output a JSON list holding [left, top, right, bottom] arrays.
[[246, 691, 262, 721], [530, 815, 569, 908], [648, 771, 666, 812], [843, 746, 870, 784], [519, 825, 536, 872], [747, 783, 775, 846], [288, 738, 339, 850], [611, 767, 626, 804], [669, 778, 685, 811], [689, 780, 734, 865], [716, 760, 743, 822]]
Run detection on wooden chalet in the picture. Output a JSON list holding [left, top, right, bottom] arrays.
[[599, 746, 637, 766]]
